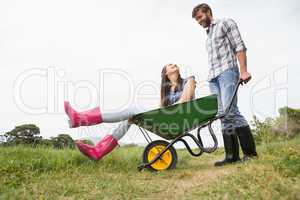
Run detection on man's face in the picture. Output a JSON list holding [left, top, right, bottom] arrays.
[[194, 10, 211, 28]]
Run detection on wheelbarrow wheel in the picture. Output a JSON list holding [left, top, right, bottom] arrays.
[[142, 140, 177, 171]]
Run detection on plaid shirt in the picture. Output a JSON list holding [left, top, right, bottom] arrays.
[[206, 18, 247, 81]]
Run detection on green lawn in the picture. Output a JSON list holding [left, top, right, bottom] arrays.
[[1, 137, 300, 200]]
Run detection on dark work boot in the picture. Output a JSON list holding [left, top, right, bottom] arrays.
[[214, 128, 241, 167], [235, 125, 258, 161]]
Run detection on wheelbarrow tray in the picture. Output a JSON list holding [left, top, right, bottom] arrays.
[[132, 94, 218, 140]]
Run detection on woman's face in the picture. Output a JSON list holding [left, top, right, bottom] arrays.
[[165, 64, 180, 78]]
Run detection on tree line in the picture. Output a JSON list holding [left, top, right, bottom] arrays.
[[0, 124, 92, 149], [1, 106, 299, 148]]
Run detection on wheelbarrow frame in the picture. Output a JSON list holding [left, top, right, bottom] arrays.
[[135, 79, 245, 171]]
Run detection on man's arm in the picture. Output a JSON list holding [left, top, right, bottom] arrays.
[[223, 19, 251, 83], [236, 51, 251, 83]]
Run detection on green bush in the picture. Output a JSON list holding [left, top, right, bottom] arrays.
[[251, 116, 277, 144], [251, 107, 300, 144], [272, 107, 300, 139]]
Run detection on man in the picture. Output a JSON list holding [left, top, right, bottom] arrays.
[[192, 3, 258, 166]]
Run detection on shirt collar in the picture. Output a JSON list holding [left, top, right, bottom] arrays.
[[206, 18, 218, 34]]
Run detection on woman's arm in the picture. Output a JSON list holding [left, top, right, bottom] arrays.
[[176, 77, 196, 104]]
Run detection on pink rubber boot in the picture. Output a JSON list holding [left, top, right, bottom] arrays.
[[64, 101, 103, 128], [75, 135, 118, 161]]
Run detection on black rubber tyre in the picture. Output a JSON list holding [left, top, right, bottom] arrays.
[[142, 140, 177, 171]]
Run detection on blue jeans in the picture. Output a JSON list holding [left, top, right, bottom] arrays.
[[209, 67, 248, 131]]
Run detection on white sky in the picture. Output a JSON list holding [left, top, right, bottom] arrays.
[[0, 0, 299, 146]]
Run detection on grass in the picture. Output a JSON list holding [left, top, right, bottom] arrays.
[[0, 137, 300, 200]]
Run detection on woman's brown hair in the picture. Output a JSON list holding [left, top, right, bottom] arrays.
[[160, 65, 183, 107]]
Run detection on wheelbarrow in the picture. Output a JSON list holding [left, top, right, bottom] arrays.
[[131, 79, 245, 171]]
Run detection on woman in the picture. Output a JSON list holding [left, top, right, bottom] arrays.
[[64, 64, 196, 160]]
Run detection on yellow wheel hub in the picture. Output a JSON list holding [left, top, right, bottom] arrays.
[[147, 145, 173, 171]]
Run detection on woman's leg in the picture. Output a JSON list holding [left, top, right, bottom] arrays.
[[64, 101, 145, 128], [64, 101, 102, 128], [76, 120, 132, 161], [101, 106, 145, 123], [110, 120, 131, 140]]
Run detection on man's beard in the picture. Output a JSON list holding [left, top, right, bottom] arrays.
[[201, 17, 211, 28]]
